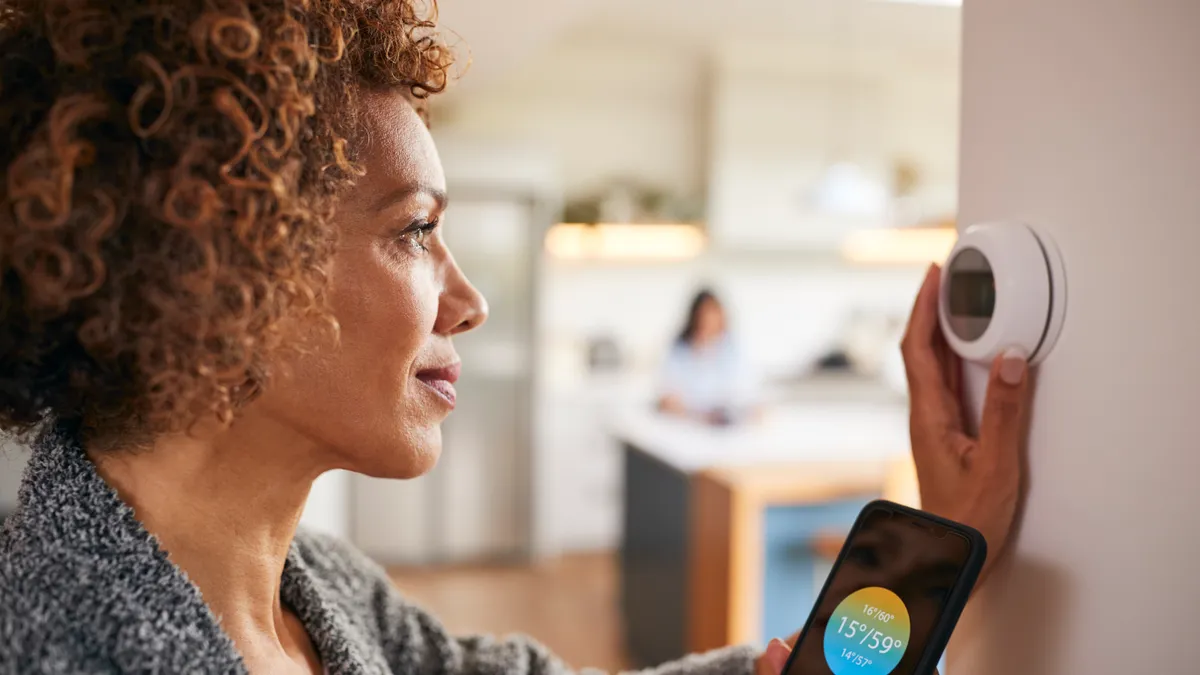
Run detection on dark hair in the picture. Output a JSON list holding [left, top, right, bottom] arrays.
[[0, 0, 455, 441], [676, 288, 723, 345]]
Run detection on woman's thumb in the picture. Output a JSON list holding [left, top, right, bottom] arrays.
[[979, 347, 1032, 454], [757, 638, 792, 674]]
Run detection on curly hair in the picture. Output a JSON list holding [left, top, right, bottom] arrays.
[[0, 0, 455, 442]]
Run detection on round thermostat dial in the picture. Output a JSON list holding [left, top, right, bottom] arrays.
[[939, 222, 1066, 365]]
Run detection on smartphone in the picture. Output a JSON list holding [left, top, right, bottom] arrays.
[[780, 500, 986, 675]]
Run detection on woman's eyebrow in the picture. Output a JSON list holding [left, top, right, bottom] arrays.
[[373, 184, 448, 213]]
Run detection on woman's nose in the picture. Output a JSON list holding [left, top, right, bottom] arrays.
[[436, 257, 488, 336]]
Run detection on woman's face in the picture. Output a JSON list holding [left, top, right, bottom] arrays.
[[693, 298, 726, 344], [254, 90, 487, 479]]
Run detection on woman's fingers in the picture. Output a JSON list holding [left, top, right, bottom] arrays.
[[901, 264, 944, 397], [936, 325, 964, 408], [902, 264, 962, 435], [978, 348, 1032, 470], [755, 638, 792, 674], [931, 319, 965, 435]]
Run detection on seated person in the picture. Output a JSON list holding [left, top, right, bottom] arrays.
[[657, 288, 760, 425]]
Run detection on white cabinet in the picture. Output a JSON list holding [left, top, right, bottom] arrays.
[[704, 51, 960, 251], [536, 382, 632, 555], [707, 68, 888, 251]]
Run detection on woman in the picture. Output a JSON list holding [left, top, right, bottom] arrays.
[[657, 289, 757, 425], [0, 2, 1031, 673]]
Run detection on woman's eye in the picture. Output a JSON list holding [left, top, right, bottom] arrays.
[[397, 220, 439, 251]]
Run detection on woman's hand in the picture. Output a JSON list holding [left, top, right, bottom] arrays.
[[901, 264, 1033, 580], [657, 394, 688, 417]]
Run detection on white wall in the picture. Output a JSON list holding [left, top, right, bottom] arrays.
[[299, 470, 351, 539], [950, 1, 1200, 673], [353, 474, 433, 563]]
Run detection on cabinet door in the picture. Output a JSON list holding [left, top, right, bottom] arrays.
[[539, 393, 623, 553], [707, 69, 886, 251]]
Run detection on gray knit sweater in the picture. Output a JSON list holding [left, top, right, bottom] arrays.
[[0, 428, 757, 674]]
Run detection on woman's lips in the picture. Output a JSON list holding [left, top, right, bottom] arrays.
[[416, 363, 460, 408]]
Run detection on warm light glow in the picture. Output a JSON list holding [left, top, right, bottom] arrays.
[[841, 227, 958, 265], [545, 223, 706, 261]]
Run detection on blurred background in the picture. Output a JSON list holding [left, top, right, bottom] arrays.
[[0, 0, 962, 670]]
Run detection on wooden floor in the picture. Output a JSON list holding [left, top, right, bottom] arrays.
[[388, 553, 631, 672]]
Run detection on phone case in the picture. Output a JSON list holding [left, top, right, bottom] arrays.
[[781, 499, 988, 675]]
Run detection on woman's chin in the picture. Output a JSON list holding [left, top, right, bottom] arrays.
[[343, 427, 443, 479], [387, 457, 440, 479]]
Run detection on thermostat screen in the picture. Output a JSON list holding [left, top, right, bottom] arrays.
[[948, 271, 996, 318]]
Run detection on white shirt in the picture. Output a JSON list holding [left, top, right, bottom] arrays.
[[658, 336, 757, 418]]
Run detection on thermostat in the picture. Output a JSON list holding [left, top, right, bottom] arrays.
[[939, 222, 1066, 365]]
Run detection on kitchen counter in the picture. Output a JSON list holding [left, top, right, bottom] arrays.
[[609, 400, 911, 474], [766, 371, 907, 405], [534, 370, 906, 556]]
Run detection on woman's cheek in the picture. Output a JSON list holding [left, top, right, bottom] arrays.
[[398, 264, 441, 335]]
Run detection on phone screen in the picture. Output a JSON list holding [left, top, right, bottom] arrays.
[[784, 504, 975, 675]]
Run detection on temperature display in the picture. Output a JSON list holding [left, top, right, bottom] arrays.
[[823, 587, 911, 675], [948, 270, 996, 318], [833, 617, 904, 655], [838, 649, 873, 669]]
